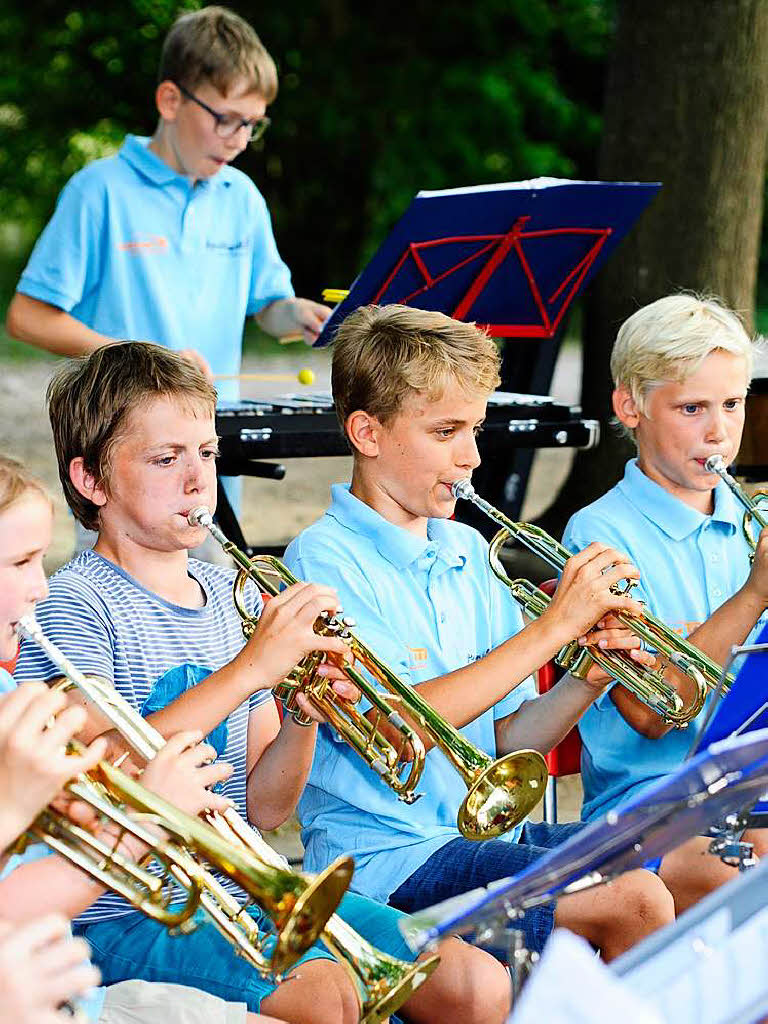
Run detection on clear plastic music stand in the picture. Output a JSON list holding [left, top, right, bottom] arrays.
[[400, 728, 768, 994]]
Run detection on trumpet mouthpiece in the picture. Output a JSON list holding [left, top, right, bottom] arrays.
[[187, 506, 213, 528], [451, 479, 475, 501], [15, 614, 39, 640], [704, 455, 725, 474]]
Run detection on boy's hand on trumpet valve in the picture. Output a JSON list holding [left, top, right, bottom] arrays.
[[576, 615, 660, 690], [240, 581, 350, 691], [140, 730, 234, 816], [546, 542, 645, 643], [0, 683, 106, 846]]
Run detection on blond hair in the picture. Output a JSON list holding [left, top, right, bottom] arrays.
[[47, 342, 217, 531], [332, 305, 501, 433], [611, 294, 755, 413], [159, 6, 278, 102], [0, 454, 50, 518]]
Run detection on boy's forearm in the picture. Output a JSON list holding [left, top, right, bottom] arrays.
[[494, 674, 599, 756], [144, 656, 259, 740], [687, 585, 765, 666], [0, 857, 105, 922], [396, 614, 574, 751], [246, 717, 317, 830], [5, 293, 111, 357], [253, 298, 294, 339]]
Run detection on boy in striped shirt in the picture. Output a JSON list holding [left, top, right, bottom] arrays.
[[15, 341, 511, 1024]]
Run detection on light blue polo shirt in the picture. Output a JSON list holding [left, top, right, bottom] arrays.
[[18, 135, 293, 403], [0, 670, 104, 1021], [284, 484, 537, 903], [563, 458, 768, 821]]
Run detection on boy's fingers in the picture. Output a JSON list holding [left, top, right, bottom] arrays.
[[44, 962, 102, 1006], [629, 648, 658, 667], [13, 689, 70, 741], [329, 680, 361, 702], [203, 791, 235, 813], [6, 915, 71, 956], [312, 636, 351, 658], [609, 595, 645, 617], [159, 730, 205, 757], [68, 736, 107, 775], [0, 682, 50, 735], [197, 760, 234, 788], [44, 707, 91, 752], [293, 692, 324, 722], [592, 630, 642, 650], [316, 662, 351, 684]]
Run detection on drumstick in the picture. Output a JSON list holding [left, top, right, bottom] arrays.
[[214, 370, 316, 384]]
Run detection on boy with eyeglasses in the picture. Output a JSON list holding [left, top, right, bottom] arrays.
[[5, 5, 330, 384]]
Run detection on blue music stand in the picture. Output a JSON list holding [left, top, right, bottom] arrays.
[[315, 178, 660, 347], [400, 728, 768, 970], [690, 620, 768, 826]]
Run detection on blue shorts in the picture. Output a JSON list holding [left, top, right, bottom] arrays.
[[389, 820, 583, 955], [77, 891, 414, 1013]]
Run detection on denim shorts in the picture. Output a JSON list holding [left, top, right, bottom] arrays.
[[78, 890, 414, 1013], [389, 820, 583, 955]]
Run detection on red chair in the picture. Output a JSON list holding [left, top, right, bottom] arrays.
[[536, 580, 582, 823], [0, 640, 19, 677]]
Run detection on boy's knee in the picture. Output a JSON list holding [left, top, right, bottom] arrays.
[[613, 869, 675, 932], [263, 960, 359, 1024], [425, 939, 510, 1024]]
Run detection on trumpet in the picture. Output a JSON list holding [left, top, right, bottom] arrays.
[[189, 506, 548, 842], [705, 454, 768, 558], [19, 616, 438, 1023], [22, 751, 202, 933], [452, 479, 732, 727], [17, 616, 352, 977]]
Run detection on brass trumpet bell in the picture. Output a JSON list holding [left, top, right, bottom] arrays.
[[458, 749, 548, 841], [96, 757, 353, 974], [323, 916, 440, 1024]]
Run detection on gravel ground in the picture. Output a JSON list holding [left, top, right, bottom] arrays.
[[0, 341, 585, 856]]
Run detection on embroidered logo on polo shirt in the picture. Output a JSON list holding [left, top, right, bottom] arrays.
[[118, 235, 168, 252], [408, 646, 429, 668], [206, 239, 251, 252]]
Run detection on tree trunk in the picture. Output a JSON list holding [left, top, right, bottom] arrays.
[[539, 0, 768, 538]]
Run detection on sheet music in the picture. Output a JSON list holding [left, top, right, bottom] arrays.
[[622, 903, 768, 1024], [508, 930, 662, 1024]]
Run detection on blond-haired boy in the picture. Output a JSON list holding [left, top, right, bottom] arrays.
[[563, 293, 768, 912], [284, 303, 675, 963], [15, 341, 512, 1024]]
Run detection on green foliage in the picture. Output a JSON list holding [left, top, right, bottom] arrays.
[[0, 0, 613, 298]]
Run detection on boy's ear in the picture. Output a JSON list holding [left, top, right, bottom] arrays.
[[345, 410, 382, 458], [155, 80, 182, 122], [69, 457, 107, 509], [612, 385, 641, 430]]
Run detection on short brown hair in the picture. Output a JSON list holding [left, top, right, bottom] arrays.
[[332, 305, 501, 433], [0, 454, 50, 518], [159, 6, 278, 102], [47, 342, 217, 531]]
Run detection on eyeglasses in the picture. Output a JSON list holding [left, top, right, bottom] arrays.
[[176, 82, 271, 143]]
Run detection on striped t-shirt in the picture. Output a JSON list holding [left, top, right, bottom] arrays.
[[14, 550, 270, 924]]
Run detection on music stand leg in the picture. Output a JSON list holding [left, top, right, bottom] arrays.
[[500, 904, 540, 1002]]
